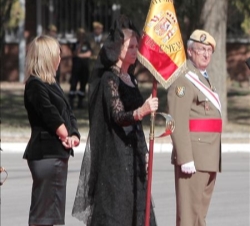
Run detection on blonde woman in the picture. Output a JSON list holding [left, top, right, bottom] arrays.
[[24, 35, 80, 226]]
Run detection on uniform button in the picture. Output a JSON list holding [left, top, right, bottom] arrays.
[[205, 98, 208, 101], [198, 138, 201, 141]]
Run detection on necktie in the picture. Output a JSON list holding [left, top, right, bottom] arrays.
[[203, 71, 209, 79], [203, 72, 211, 87]]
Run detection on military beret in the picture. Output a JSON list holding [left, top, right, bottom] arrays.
[[77, 28, 85, 34], [246, 57, 250, 69], [48, 24, 57, 32], [93, 21, 103, 29], [189, 29, 216, 51]]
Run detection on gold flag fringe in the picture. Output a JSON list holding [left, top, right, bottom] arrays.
[[137, 51, 187, 90]]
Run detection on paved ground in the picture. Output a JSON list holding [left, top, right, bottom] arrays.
[[1, 80, 249, 225], [1, 151, 249, 226]]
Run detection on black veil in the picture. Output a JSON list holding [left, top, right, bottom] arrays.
[[88, 14, 140, 125], [72, 14, 141, 224]]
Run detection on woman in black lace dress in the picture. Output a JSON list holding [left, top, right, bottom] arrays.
[[72, 15, 158, 226]]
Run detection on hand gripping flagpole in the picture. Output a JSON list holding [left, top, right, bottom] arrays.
[[145, 80, 175, 226], [145, 78, 157, 226]]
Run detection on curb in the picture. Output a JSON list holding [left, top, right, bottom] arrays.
[[1, 142, 250, 153]]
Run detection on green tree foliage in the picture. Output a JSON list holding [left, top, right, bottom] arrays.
[[0, 0, 24, 38], [0, 0, 17, 78], [231, 0, 250, 35], [0, 0, 15, 46], [0, 0, 24, 50], [0, 0, 25, 80], [174, 0, 206, 41], [6, 0, 25, 28], [90, 0, 151, 30], [113, 0, 151, 29]]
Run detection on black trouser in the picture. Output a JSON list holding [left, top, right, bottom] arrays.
[[69, 57, 89, 97]]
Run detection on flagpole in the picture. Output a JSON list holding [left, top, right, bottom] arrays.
[[145, 78, 157, 226], [139, 1, 186, 224]]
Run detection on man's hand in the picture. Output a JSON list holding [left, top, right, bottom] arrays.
[[181, 161, 196, 174]]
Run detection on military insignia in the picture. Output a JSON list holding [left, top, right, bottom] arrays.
[[175, 86, 185, 97], [205, 99, 210, 111], [200, 33, 207, 42], [211, 86, 216, 92]]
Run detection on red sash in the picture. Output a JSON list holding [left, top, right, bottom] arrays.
[[189, 119, 222, 132]]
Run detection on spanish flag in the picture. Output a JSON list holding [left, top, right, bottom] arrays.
[[138, 0, 186, 89]]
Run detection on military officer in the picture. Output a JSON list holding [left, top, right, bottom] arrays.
[[69, 28, 92, 109], [88, 21, 108, 74], [89, 21, 107, 59], [167, 29, 222, 226]]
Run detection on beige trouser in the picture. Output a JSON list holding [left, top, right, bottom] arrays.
[[174, 166, 217, 226]]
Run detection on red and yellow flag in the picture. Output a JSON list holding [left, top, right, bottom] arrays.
[[137, 0, 186, 89]]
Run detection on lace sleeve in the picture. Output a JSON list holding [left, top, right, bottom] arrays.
[[104, 74, 135, 126]]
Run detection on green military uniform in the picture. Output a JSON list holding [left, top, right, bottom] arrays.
[[88, 32, 107, 73], [167, 60, 222, 226], [89, 33, 107, 60]]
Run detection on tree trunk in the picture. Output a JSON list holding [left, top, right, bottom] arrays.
[[200, 0, 228, 125], [18, 0, 26, 82]]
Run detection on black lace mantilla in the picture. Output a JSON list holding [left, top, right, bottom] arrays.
[[72, 70, 157, 226]]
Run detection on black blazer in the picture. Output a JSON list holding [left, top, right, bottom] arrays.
[[23, 76, 80, 160]]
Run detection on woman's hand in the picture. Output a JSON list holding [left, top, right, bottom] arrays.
[[145, 95, 158, 112], [136, 95, 158, 120], [56, 124, 68, 140], [60, 135, 80, 149]]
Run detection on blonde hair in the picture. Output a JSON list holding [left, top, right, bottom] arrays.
[[25, 35, 60, 84]]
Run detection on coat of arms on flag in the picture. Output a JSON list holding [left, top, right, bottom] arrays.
[[148, 10, 177, 42], [138, 0, 187, 90]]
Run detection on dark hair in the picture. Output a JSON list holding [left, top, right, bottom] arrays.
[[99, 14, 140, 68], [88, 14, 140, 121]]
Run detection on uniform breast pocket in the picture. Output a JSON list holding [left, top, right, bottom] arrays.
[[191, 133, 213, 144], [197, 92, 210, 114]]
